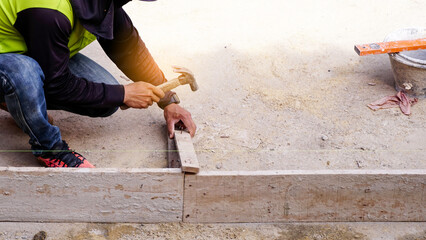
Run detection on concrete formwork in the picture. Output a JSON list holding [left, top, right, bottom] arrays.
[[1, 168, 424, 223]]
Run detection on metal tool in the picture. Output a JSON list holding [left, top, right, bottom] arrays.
[[158, 66, 198, 92]]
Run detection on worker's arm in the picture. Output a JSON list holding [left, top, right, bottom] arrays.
[[98, 7, 166, 86], [98, 6, 196, 136]]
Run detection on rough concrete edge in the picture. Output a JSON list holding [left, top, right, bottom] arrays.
[[0, 167, 181, 173], [191, 169, 426, 176], [2, 167, 423, 175]]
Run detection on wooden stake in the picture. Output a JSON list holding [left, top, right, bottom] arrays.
[[174, 131, 200, 174], [167, 136, 181, 168]]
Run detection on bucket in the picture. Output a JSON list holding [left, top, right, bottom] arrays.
[[384, 28, 426, 98]]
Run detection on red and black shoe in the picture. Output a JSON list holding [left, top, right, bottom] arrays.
[[36, 141, 95, 168]]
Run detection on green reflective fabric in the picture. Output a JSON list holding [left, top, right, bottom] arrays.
[[0, 0, 95, 57]]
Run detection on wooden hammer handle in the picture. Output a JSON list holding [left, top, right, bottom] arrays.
[[120, 77, 181, 110], [158, 78, 180, 93]]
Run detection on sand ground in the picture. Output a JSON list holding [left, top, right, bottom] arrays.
[[0, 0, 425, 238], [0, 0, 425, 170], [0, 222, 425, 240]]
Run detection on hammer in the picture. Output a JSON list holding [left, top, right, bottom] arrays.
[[121, 66, 198, 110], [158, 66, 199, 92]]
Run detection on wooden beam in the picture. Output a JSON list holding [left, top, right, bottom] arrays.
[[183, 170, 425, 223], [1, 168, 424, 223], [0, 167, 183, 223], [174, 131, 200, 173]]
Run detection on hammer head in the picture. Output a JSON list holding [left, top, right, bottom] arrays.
[[173, 66, 199, 91]]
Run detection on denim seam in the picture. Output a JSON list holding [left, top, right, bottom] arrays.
[[0, 71, 8, 94], [1, 72, 42, 146]]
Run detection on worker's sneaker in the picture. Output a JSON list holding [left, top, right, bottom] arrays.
[[37, 141, 95, 168]]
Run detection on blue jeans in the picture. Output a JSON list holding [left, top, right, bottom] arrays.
[[0, 53, 120, 153]]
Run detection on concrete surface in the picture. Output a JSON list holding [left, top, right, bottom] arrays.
[[0, 0, 425, 170], [0, 222, 425, 240]]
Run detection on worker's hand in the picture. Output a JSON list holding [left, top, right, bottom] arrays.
[[164, 104, 196, 138], [123, 82, 165, 109]]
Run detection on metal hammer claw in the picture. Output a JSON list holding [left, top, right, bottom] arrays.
[[157, 66, 199, 93]]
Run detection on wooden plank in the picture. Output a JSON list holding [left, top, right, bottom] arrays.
[[354, 38, 426, 56], [0, 167, 183, 223], [167, 136, 181, 168], [174, 131, 200, 173], [1, 168, 424, 223], [183, 170, 425, 223]]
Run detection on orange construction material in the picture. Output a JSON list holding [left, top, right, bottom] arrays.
[[354, 38, 426, 56]]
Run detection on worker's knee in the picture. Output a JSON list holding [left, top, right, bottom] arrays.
[[81, 106, 119, 118], [95, 107, 119, 117], [0, 54, 44, 95]]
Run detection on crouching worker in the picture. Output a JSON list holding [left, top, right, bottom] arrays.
[[0, 0, 196, 167]]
